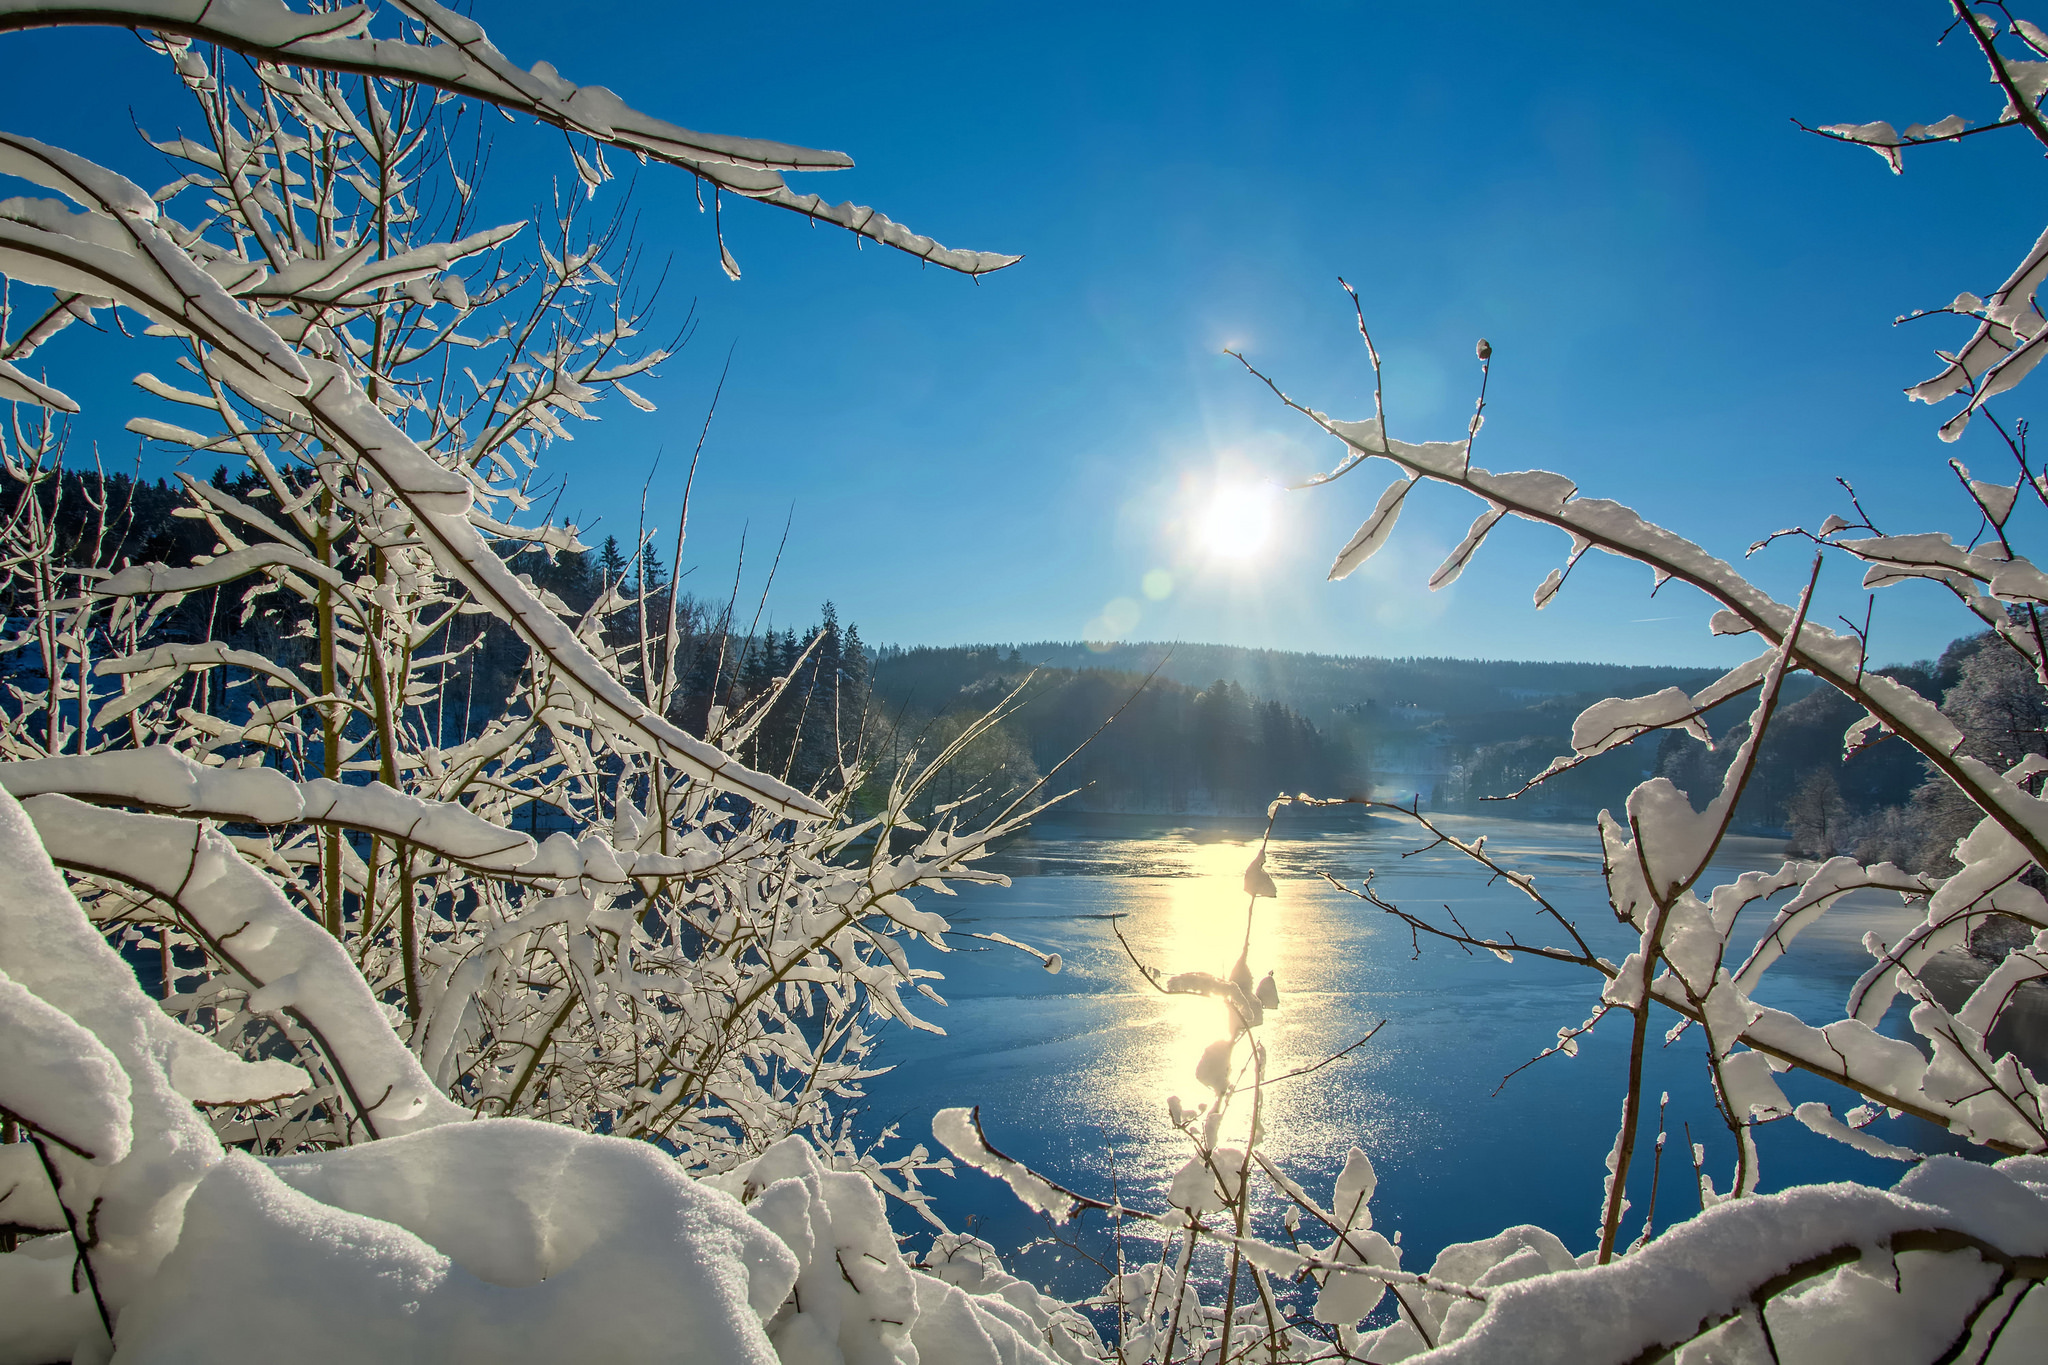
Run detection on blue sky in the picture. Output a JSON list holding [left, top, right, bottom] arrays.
[[3, 2, 2041, 666]]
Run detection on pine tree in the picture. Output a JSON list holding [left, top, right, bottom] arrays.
[[635, 542, 667, 598], [595, 535, 630, 590]]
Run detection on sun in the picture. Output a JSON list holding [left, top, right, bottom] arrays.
[[1193, 480, 1280, 560]]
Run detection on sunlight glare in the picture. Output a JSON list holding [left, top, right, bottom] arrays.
[[1194, 480, 1280, 560]]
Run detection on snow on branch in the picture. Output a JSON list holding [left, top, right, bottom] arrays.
[[0, 967, 132, 1161], [932, 1106, 1082, 1223], [0, 0, 1019, 276], [0, 131, 311, 391], [0, 355, 77, 411], [0, 129, 827, 815], [90, 543, 346, 596], [241, 358, 835, 817], [1423, 1158, 2048, 1365], [1238, 356, 2048, 878], [21, 794, 466, 1139]]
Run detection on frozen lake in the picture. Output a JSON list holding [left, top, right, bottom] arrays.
[[857, 808, 1971, 1297]]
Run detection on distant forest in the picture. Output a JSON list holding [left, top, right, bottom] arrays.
[[867, 647, 1366, 818], [1, 466, 875, 810], [3, 467, 1369, 821], [14, 466, 2044, 862], [877, 640, 1737, 822], [882, 634, 2048, 874]]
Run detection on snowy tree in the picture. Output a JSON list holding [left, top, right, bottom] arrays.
[[0, 4, 1084, 1361], [1785, 769, 1852, 858]]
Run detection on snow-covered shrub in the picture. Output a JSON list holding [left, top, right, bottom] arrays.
[[0, 782, 1091, 1364], [925, 7, 2048, 1361], [0, 2, 1088, 1359], [0, 0, 1052, 1159]]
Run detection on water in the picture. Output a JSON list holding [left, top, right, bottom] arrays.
[[855, 809, 1972, 1299]]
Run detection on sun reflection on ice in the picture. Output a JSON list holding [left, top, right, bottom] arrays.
[[1111, 838, 1321, 1163], [1159, 842, 1260, 1112]]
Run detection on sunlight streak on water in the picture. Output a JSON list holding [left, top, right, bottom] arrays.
[[1155, 841, 1258, 1137], [862, 812, 1943, 1298]]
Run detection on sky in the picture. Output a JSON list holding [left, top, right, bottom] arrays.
[[3, 1, 2044, 667]]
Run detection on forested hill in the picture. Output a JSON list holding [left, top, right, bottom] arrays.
[[877, 641, 1727, 721], [871, 642, 1780, 826], [865, 650, 1368, 819], [872, 637, 2044, 874], [865, 643, 1734, 822], [8, 458, 1990, 846]]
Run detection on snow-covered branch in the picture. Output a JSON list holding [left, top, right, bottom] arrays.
[[0, 0, 1019, 275]]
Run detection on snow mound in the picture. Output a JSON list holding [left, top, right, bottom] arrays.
[[116, 1125, 796, 1365]]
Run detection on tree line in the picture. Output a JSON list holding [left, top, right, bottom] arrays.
[[0, 462, 873, 803], [866, 646, 1368, 818]]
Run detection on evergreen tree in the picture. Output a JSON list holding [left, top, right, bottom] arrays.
[[635, 541, 667, 598], [842, 623, 870, 696], [595, 535, 630, 590]]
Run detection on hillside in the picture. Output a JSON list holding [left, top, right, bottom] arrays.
[[865, 650, 1367, 818], [872, 641, 1751, 821]]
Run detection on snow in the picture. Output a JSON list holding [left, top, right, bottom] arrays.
[[0, 1144, 65, 1233], [1909, 221, 2048, 433], [270, 355, 832, 818], [2, 747, 306, 822], [0, 130, 310, 389], [162, 1028, 306, 1108], [0, 1238, 102, 1365], [0, 785, 224, 1316], [1794, 1102, 1921, 1162], [19, 793, 466, 1140], [715, 1137, 1086, 1365], [1418, 1160, 2048, 1364], [0, 40, 901, 821], [1430, 504, 1505, 590], [0, 770, 1099, 1364], [0, 5, 2044, 1360], [0, 747, 749, 885], [1243, 849, 1278, 898], [1568, 687, 1709, 757], [1313, 1223, 1400, 1326], [932, 1108, 1079, 1223], [910, 1272, 1067, 1365], [116, 1132, 793, 1365], [4, 0, 1014, 274], [1731, 858, 1932, 994], [0, 356, 78, 412], [1167, 1148, 1244, 1214], [0, 966, 131, 1162], [92, 544, 343, 597], [1328, 474, 1419, 581], [1958, 929, 2048, 1038], [300, 776, 536, 871], [1333, 1147, 1378, 1229]]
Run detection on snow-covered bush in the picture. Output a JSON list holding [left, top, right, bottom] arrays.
[[0, 0, 1053, 1156], [0, 2, 1084, 1359], [0, 779, 1094, 1364], [924, 6, 2048, 1361]]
